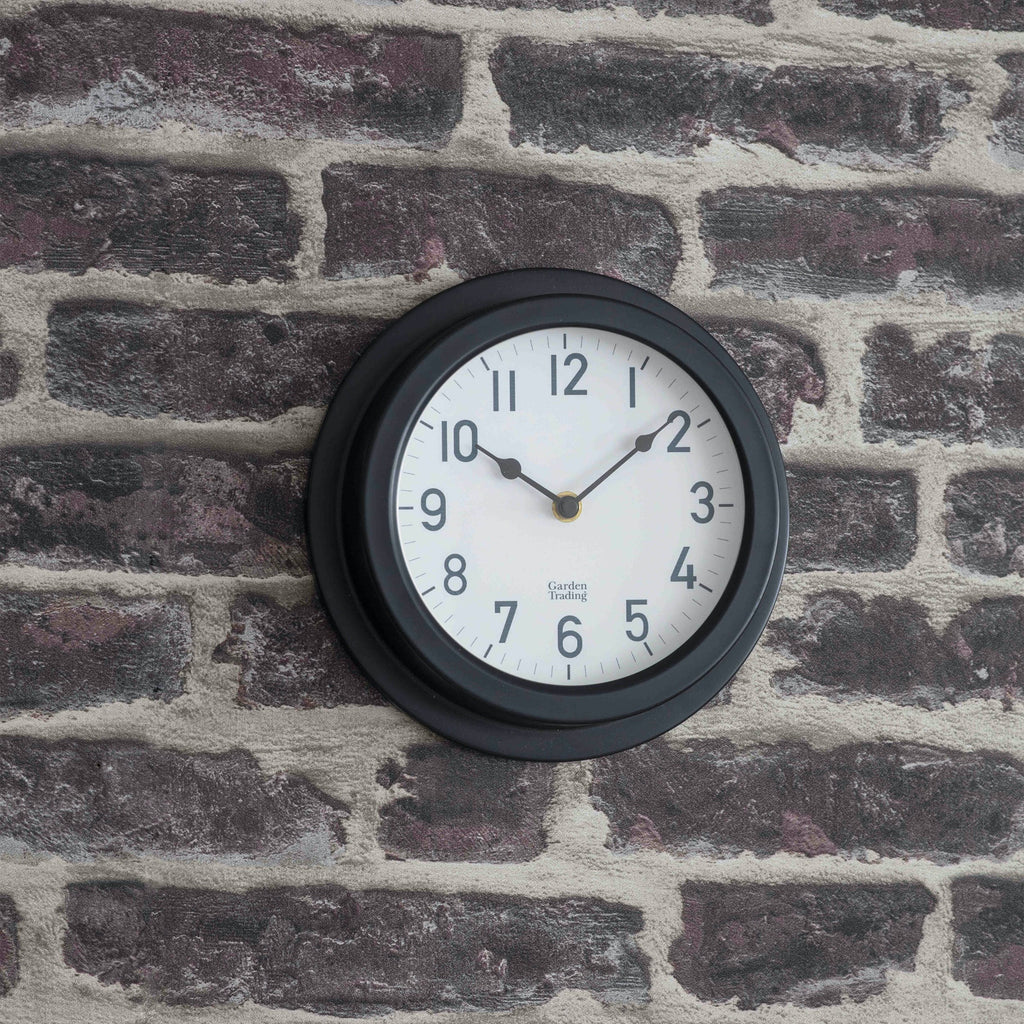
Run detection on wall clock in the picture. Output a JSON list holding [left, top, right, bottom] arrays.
[[308, 270, 787, 760]]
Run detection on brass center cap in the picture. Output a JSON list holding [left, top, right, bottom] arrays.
[[553, 491, 582, 523]]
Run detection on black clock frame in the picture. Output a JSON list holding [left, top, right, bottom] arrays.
[[307, 269, 788, 761]]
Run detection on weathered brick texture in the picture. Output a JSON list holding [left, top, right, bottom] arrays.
[[0, 897, 16, 997], [0, 155, 298, 282], [0, 737, 348, 860], [820, 0, 1024, 30], [64, 884, 649, 1013], [952, 878, 1024, 1001], [322, 164, 680, 294], [701, 189, 1024, 306], [492, 40, 967, 169], [768, 592, 1023, 708], [992, 54, 1024, 169], [590, 739, 1024, 860], [786, 469, 917, 572], [1, 591, 191, 716], [0, 446, 307, 576], [432, 0, 773, 21], [0, 7, 462, 146], [378, 745, 553, 861], [946, 472, 1024, 577], [671, 882, 935, 1009], [0, 350, 16, 404], [213, 593, 384, 708], [47, 303, 384, 422], [863, 326, 1024, 446]]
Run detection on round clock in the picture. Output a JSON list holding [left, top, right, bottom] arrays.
[[308, 270, 787, 760]]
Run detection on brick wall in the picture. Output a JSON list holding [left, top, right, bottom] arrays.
[[0, 1, 1022, 1022]]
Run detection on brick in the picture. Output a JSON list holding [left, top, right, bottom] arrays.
[[431, 0, 772, 22], [787, 468, 917, 572], [64, 883, 649, 1012], [704, 320, 824, 442], [993, 55, 1024, 169], [671, 882, 935, 1009], [590, 739, 1024, 861], [863, 325, 1024, 446], [946, 472, 1024, 577], [322, 164, 680, 295], [0, 737, 348, 860], [0, 446, 307, 576], [378, 745, 553, 862], [0, 7, 461, 147], [768, 592, 1024, 708], [47, 302, 384, 422], [701, 189, 1024, 306], [0, 591, 191, 717], [820, 0, 1024, 30], [0, 897, 16, 997], [0, 350, 17, 403], [213, 593, 384, 708], [0, 155, 297, 282], [952, 878, 1024, 1001], [492, 40, 966, 170]]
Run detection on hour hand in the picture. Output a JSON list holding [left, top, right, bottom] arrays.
[[476, 445, 559, 502]]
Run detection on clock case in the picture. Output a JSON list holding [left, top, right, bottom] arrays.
[[307, 269, 788, 760]]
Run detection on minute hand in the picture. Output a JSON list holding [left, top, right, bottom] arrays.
[[576, 412, 684, 502]]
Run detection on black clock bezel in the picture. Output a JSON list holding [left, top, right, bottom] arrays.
[[307, 269, 788, 761]]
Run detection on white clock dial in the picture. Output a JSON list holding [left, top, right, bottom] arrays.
[[393, 328, 747, 686]]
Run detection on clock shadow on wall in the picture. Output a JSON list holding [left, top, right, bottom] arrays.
[[308, 270, 788, 760]]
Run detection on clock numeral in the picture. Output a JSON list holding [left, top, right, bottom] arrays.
[[443, 553, 467, 596], [420, 488, 446, 531], [667, 410, 691, 453], [440, 419, 478, 462], [557, 615, 583, 658], [691, 481, 715, 524], [625, 599, 649, 642], [494, 600, 518, 643], [492, 370, 516, 412], [670, 546, 697, 588], [550, 353, 588, 396], [628, 366, 636, 409]]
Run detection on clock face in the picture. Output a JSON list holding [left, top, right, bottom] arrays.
[[393, 328, 747, 686]]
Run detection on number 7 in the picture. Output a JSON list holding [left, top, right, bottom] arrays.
[[494, 601, 518, 643]]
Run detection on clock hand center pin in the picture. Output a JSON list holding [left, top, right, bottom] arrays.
[[477, 443, 581, 523]]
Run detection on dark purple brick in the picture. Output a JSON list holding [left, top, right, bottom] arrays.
[[704, 320, 824, 442], [64, 883, 648, 1012], [946, 472, 1024, 577], [0, 737, 347, 860], [701, 189, 1024, 306], [213, 593, 384, 708], [0, 7, 461, 147], [820, 0, 1024, 30], [322, 164, 680, 295], [787, 468, 917, 572], [0, 446, 307, 576], [47, 302, 384, 422], [0, 351, 17, 403], [768, 592, 1024, 708], [671, 882, 935, 1009], [431, 0, 772, 22], [0, 155, 298, 282], [590, 739, 1024, 861], [953, 878, 1024, 1001], [0, 591, 191, 716], [492, 40, 966, 169], [0, 897, 16, 997], [378, 745, 553, 862]]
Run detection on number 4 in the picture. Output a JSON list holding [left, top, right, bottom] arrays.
[[670, 546, 696, 588]]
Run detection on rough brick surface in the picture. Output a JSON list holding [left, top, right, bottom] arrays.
[[946, 472, 1024, 577], [378, 745, 553, 862], [786, 469, 917, 572], [863, 326, 1024, 446], [0, 155, 298, 282], [590, 739, 1024, 861], [432, 0, 773, 22], [64, 883, 649, 1012], [47, 302, 383, 422], [0, 591, 191, 716], [0, 7, 462, 146], [322, 164, 680, 295], [213, 593, 384, 708], [992, 54, 1024, 169], [492, 40, 967, 169], [768, 592, 1024, 708], [0, 737, 348, 860], [701, 189, 1024, 306], [952, 878, 1024, 1001], [671, 882, 935, 1009], [0, 897, 16, 997], [0, 446, 307, 576], [0, 351, 17, 404], [820, 0, 1024, 30]]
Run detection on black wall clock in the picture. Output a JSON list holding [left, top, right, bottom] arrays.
[[308, 270, 788, 760]]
